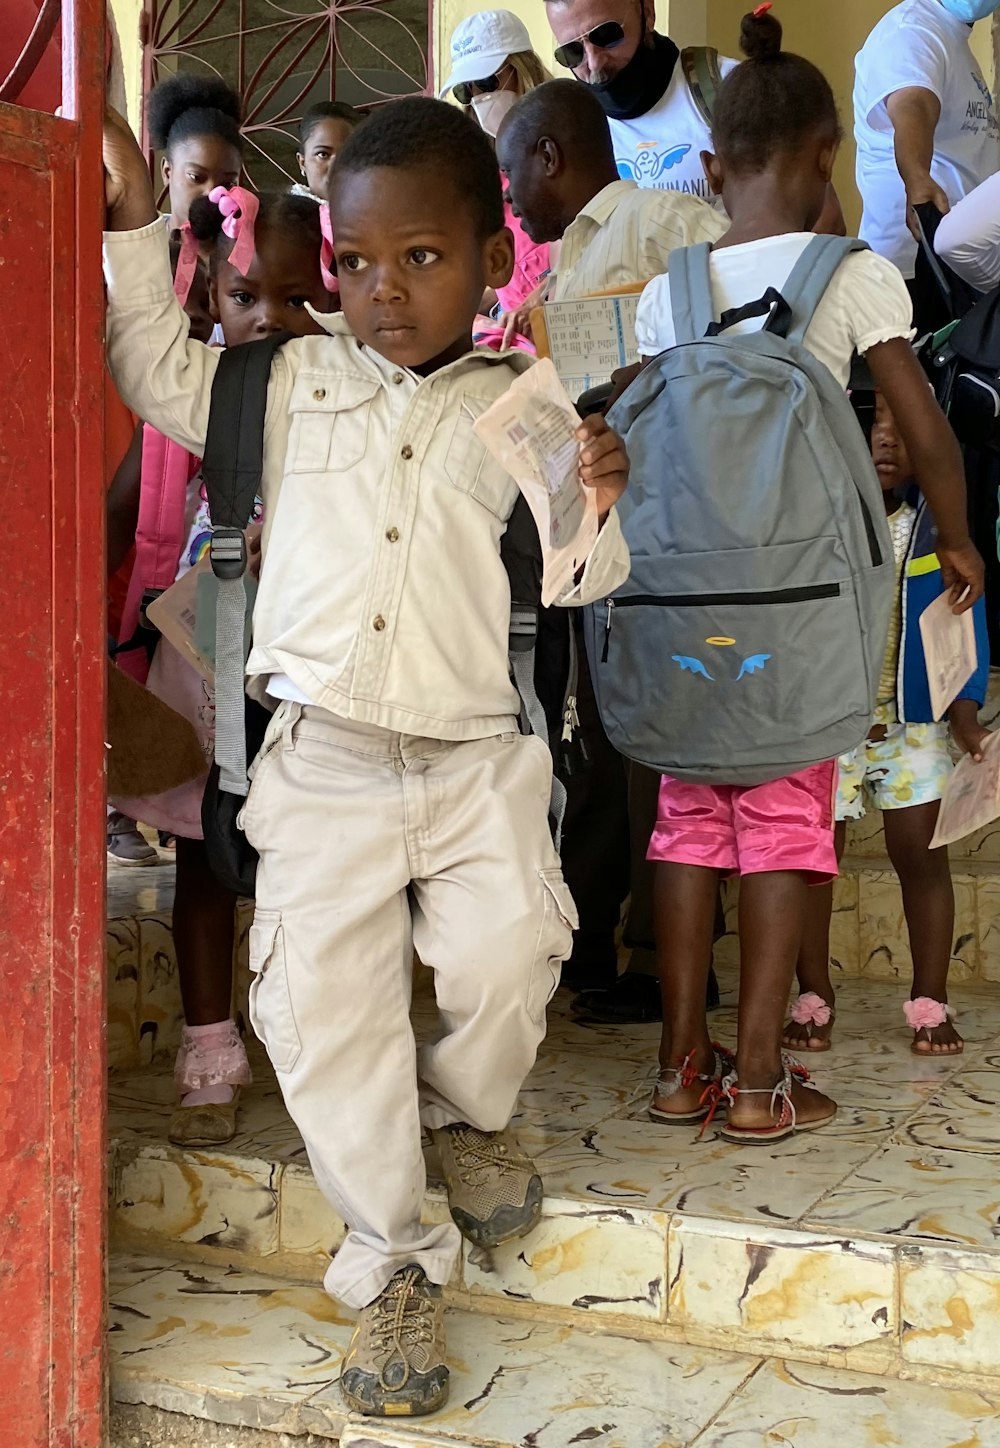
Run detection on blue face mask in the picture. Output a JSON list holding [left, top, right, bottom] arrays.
[[939, 0, 998, 22]]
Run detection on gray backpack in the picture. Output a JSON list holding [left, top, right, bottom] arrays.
[[585, 234, 894, 785]]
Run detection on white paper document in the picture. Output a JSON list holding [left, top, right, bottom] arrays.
[[918, 591, 977, 721], [541, 294, 641, 397], [930, 729, 1000, 849], [473, 359, 599, 606]]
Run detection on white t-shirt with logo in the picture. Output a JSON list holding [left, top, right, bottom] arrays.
[[634, 233, 914, 388], [854, 0, 999, 277], [609, 57, 738, 210]]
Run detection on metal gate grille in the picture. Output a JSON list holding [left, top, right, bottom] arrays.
[[142, 0, 432, 188]]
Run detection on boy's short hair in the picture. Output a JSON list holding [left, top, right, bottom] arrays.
[[332, 96, 504, 238]]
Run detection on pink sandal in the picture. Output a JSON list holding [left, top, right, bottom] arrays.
[[904, 997, 963, 1056], [648, 1043, 736, 1124], [783, 992, 835, 1051], [168, 1020, 253, 1147]]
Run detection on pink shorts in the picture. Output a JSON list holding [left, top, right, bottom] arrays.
[[647, 761, 839, 884]]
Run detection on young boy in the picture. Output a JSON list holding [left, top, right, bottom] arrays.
[[785, 390, 990, 1058], [101, 98, 630, 1418]]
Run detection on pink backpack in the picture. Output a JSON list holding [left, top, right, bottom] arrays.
[[116, 426, 200, 683]]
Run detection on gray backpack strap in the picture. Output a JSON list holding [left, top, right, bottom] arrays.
[[779, 236, 870, 346], [509, 609, 567, 848], [669, 243, 716, 344], [201, 331, 293, 797]]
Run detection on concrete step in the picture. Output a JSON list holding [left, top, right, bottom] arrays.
[[110, 970, 1000, 1387], [109, 1251, 1000, 1447]]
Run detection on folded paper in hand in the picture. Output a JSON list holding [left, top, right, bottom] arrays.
[[930, 729, 1000, 849], [918, 592, 977, 721], [473, 359, 599, 606]]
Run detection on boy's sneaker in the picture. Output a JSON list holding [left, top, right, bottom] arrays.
[[431, 1123, 543, 1249], [107, 811, 158, 867], [340, 1265, 449, 1418]]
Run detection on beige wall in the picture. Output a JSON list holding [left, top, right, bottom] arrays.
[[706, 1, 996, 231]]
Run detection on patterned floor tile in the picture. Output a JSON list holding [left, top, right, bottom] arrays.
[[691, 1358, 1000, 1447], [110, 1259, 351, 1436], [805, 1138, 1000, 1248]]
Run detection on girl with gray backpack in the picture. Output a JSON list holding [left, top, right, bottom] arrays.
[[593, 6, 983, 1143]]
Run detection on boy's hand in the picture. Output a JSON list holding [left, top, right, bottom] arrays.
[[938, 538, 985, 612], [103, 107, 158, 231], [576, 414, 628, 521], [949, 698, 989, 762]]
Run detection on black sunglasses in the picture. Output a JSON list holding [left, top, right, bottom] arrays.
[[454, 67, 509, 106], [553, 20, 626, 69]]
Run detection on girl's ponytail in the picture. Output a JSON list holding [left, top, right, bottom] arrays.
[[739, 4, 783, 63]]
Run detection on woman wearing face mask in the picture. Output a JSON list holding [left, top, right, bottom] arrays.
[[442, 10, 553, 343], [854, 0, 1000, 297]]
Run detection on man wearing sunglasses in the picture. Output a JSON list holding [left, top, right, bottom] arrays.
[[544, 0, 736, 207]]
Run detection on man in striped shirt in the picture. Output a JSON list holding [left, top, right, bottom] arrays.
[[497, 78, 724, 303]]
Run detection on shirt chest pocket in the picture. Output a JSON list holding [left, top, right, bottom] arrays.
[[287, 374, 381, 475], [443, 393, 518, 521]]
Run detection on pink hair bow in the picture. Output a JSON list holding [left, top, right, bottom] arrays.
[[209, 184, 259, 276], [319, 201, 339, 294], [172, 221, 201, 307]]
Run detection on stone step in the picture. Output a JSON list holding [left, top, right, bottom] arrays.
[[109, 1251, 1000, 1447], [110, 970, 1000, 1386]]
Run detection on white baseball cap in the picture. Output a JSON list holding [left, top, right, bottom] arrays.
[[440, 10, 533, 96]]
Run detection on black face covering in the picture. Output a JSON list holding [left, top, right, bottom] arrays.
[[589, 27, 680, 122]]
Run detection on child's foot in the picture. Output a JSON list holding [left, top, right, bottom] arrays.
[[782, 991, 835, 1052], [648, 1041, 735, 1123], [340, 1265, 449, 1417], [431, 1123, 542, 1249], [719, 1056, 837, 1143], [168, 1020, 252, 1147], [905, 997, 964, 1056]]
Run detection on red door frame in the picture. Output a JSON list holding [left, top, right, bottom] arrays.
[[0, 1, 107, 1443]]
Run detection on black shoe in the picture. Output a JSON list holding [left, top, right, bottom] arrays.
[[571, 974, 661, 1024], [571, 965, 721, 1024]]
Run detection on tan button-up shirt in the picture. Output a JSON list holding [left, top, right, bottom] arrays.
[[553, 179, 726, 302], [103, 222, 630, 741]]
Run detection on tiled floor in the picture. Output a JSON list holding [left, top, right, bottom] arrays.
[[111, 968, 1000, 1252], [109, 1253, 1000, 1447]]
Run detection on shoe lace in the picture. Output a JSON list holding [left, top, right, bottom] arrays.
[[368, 1270, 436, 1392], [448, 1127, 519, 1184]]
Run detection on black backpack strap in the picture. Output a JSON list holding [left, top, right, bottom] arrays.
[[681, 45, 723, 128], [500, 494, 568, 844], [202, 333, 293, 796]]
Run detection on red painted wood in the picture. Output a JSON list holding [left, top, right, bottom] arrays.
[[0, 0, 107, 1440]]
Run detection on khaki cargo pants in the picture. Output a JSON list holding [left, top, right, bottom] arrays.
[[242, 702, 577, 1309]]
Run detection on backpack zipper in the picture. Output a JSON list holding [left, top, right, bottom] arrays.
[[600, 581, 840, 662]]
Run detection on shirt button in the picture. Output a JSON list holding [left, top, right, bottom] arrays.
[[401, 444, 413, 460], [391, 372, 404, 385], [312, 388, 326, 401], [386, 527, 400, 543], [373, 614, 386, 632]]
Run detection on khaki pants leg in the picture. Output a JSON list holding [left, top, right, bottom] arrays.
[[241, 706, 574, 1310], [243, 704, 457, 1310], [409, 731, 577, 1132]]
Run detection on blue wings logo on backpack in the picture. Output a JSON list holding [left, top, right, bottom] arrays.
[[672, 638, 772, 682]]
